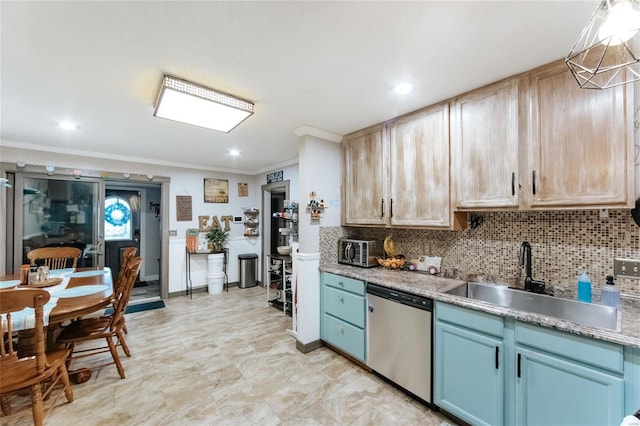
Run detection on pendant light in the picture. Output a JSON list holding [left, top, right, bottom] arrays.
[[566, 0, 640, 89]]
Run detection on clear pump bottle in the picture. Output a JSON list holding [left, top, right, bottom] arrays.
[[601, 275, 621, 307]]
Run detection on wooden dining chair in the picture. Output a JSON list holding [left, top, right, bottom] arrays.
[[116, 247, 137, 335], [27, 247, 82, 269], [0, 288, 74, 426], [116, 247, 138, 288], [56, 257, 142, 380]]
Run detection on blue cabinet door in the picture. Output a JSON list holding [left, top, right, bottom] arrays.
[[435, 321, 504, 426], [516, 347, 624, 426], [322, 313, 366, 361], [320, 272, 366, 362], [323, 285, 365, 328]]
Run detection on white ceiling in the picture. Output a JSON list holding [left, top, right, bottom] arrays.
[[0, 1, 598, 175]]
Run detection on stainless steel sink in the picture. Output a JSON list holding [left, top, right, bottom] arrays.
[[445, 282, 621, 331]]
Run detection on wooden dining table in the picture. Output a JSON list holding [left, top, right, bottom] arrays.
[[0, 267, 114, 324], [0, 267, 114, 383]]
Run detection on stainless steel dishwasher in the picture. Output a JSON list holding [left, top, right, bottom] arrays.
[[367, 283, 432, 403]]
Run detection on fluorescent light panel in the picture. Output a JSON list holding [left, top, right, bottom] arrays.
[[154, 76, 254, 133]]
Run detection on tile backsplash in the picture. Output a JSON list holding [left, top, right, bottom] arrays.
[[320, 210, 640, 298]]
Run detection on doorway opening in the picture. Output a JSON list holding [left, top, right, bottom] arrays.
[[261, 181, 290, 286], [105, 182, 161, 303]]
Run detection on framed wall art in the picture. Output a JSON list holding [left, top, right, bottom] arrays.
[[238, 182, 248, 197], [204, 178, 229, 203], [176, 195, 192, 221]]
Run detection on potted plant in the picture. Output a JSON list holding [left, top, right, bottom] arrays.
[[205, 228, 229, 253]]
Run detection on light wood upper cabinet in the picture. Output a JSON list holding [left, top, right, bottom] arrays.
[[524, 60, 634, 209], [342, 107, 465, 229], [342, 58, 634, 224], [390, 104, 461, 228], [452, 77, 521, 209], [341, 125, 388, 226]]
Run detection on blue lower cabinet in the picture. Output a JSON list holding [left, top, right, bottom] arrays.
[[435, 302, 630, 426], [515, 321, 625, 425], [435, 321, 504, 426], [321, 313, 365, 361], [323, 285, 365, 328], [625, 346, 640, 415], [320, 272, 366, 363], [516, 347, 624, 426]]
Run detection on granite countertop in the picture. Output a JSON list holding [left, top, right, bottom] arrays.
[[319, 263, 640, 349]]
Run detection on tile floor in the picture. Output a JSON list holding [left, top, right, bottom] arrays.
[[2, 286, 456, 425], [129, 279, 161, 304]]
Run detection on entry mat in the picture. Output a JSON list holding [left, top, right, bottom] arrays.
[[105, 300, 165, 315]]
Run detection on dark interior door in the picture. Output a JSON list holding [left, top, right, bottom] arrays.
[[270, 192, 284, 253], [104, 189, 140, 281]]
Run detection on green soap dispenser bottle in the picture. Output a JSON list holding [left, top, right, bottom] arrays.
[[601, 275, 621, 307]]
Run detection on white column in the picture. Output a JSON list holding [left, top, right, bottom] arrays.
[[293, 126, 342, 348]]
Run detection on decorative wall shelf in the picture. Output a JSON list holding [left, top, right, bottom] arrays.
[[243, 208, 259, 237], [307, 192, 325, 221]]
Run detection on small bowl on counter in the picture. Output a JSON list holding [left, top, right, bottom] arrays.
[[277, 246, 292, 255]]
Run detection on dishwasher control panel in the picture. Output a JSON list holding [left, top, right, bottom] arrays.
[[367, 283, 432, 311]]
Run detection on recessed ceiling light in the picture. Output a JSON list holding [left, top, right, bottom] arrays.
[[229, 149, 241, 157], [393, 82, 413, 95], [58, 121, 78, 130]]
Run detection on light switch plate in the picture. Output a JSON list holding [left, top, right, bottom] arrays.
[[614, 257, 640, 279]]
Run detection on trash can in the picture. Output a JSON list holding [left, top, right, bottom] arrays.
[[238, 253, 258, 288]]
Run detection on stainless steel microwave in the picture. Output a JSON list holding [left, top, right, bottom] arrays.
[[338, 239, 383, 268]]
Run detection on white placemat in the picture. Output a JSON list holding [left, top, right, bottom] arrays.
[[0, 277, 71, 332]]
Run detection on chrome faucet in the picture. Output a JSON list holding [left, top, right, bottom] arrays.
[[519, 241, 533, 291]]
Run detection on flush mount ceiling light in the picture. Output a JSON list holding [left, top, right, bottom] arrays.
[[566, 0, 640, 89], [393, 82, 413, 95], [153, 75, 254, 133], [58, 121, 78, 130]]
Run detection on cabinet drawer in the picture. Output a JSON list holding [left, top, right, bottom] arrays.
[[322, 272, 365, 296], [515, 321, 623, 374], [435, 301, 503, 338], [322, 313, 366, 362], [323, 286, 365, 328]]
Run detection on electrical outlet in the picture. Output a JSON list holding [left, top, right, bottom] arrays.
[[169, 230, 177, 237], [614, 257, 640, 279]]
